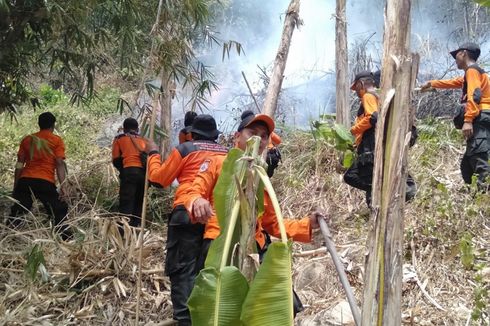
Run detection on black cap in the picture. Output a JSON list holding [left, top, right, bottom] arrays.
[[123, 118, 139, 131], [450, 42, 481, 60], [184, 111, 198, 127], [237, 110, 275, 134], [350, 71, 374, 90], [189, 114, 220, 140], [38, 112, 56, 129]]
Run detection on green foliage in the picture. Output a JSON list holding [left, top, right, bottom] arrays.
[[475, 0, 490, 6], [39, 84, 67, 106], [459, 232, 475, 270], [0, 0, 152, 113], [311, 115, 355, 168], [471, 264, 489, 322], [188, 266, 249, 325], [25, 245, 49, 282], [240, 242, 293, 325], [203, 150, 243, 269], [0, 0, 233, 114]]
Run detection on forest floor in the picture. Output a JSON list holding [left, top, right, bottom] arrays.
[[0, 94, 489, 325]]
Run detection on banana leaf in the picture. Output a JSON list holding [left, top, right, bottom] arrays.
[[205, 149, 244, 269], [333, 123, 354, 143], [188, 266, 249, 326], [240, 242, 294, 326]]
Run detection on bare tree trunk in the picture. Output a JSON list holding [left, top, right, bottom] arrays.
[[159, 71, 172, 158], [361, 0, 414, 324], [335, 0, 350, 128], [262, 0, 301, 118]]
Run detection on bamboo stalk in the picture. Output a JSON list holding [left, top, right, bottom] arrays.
[[318, 218, 361, 326], [135, 75, 161, 325]]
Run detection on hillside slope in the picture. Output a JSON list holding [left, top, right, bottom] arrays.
[[0, 103, 488, 325]]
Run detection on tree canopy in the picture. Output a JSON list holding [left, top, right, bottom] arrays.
[[0, 0, 233, 114]]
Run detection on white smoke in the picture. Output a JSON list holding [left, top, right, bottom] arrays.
[[172, 0, 490, 132]]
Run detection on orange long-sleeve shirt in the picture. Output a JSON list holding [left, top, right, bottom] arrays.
[[351, 92, 379, 146], [112, 133, 146, 168], [17, 130, 65, 184], [148, 140, 228, 207], [183, 152, 312, 249], [430, 66, 490, 122]]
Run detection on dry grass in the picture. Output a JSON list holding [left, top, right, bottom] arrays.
[[275, 124, 489, 325], [0, 120, 489, 325]]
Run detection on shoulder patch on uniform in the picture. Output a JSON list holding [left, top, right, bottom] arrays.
[[199, 159, 211, 172]]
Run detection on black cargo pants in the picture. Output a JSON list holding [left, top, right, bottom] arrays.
[[9, 177, 70, 238], [165, 206, 204, 326], [460, 111, 489, 191], [119, 167, 145, 227], [344, 155, 417, 205]]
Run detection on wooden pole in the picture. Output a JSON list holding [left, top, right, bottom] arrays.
[[319, 218, 361, 326], [262, 0, 301, 118], [361, 0, 414, 324], [335, 0, 350, 128]]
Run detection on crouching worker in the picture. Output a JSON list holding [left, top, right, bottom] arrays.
[[184, 110, 327, 319], [146, 114, 228, 326], [112, 118, 147, 227], [8, 112, 71, 240], [344, 71, 417, 206]]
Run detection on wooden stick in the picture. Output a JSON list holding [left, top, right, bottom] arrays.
[[135, 88, 159, 324], [294, 247, 327, 257], [241, 71, 260, 112], [319, 218, 361, 326]]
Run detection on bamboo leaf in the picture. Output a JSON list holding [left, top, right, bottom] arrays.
[[25, 244, 47, 282]]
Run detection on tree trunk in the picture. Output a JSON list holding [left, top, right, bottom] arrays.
[[361, 0, 415, 324], [159, 71, 172, 158], [262, 0, 301, 118], [335, 0, 350, 128]]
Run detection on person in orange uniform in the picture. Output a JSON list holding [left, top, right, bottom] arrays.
[[146, 114, 227, 326], [112, 118, 147, 227], [421, 43, 490, 190], [343, 71, 379, 205], [178, 111, 197, 144], [184, 110, 326, 317], [8, 112, 70, 239]]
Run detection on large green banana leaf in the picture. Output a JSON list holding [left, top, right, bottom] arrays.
[[240, 242, 294, 326], [205, 149, 244, 269], [188, 266, 249, 326]]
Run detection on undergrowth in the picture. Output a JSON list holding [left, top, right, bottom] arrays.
[[0, 93, 488, 324]]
